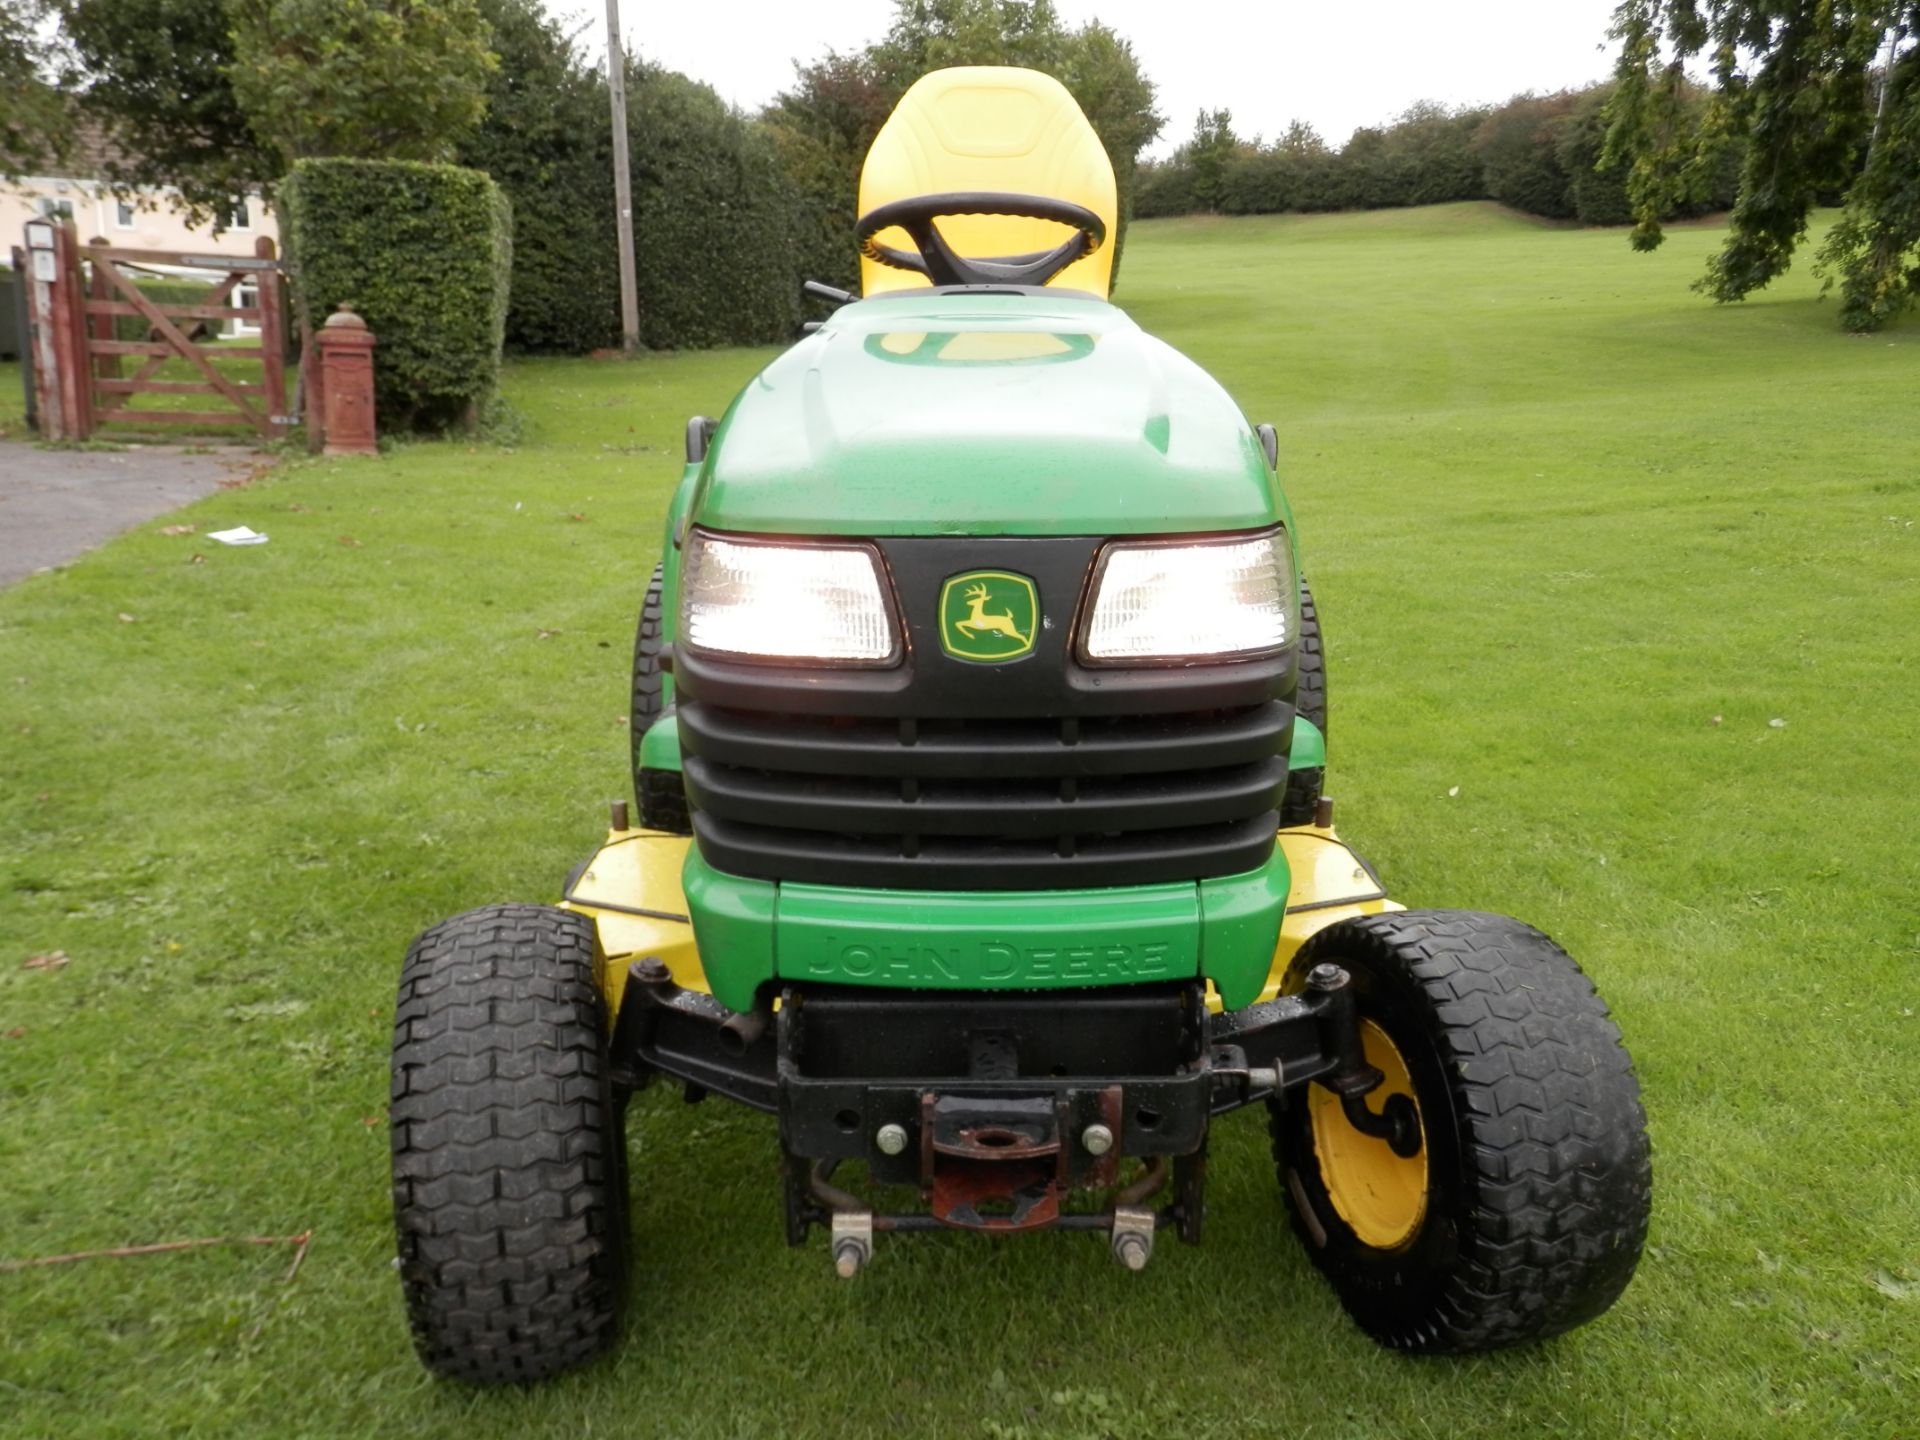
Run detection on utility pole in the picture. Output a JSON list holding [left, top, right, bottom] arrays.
[[605, 0, 640, 352]]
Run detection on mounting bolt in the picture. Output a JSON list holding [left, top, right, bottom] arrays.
[[830, 1212, 873, 1279], [874, 1123, 908, 1156], [1081, 1123, 1114, 1156], [632, 956, 671, 985], [1306, 962, 1350, 993], [610, 799, 630, 831], [1110, 1204, 1155, 1271]]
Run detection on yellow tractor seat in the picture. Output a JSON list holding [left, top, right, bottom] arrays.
[[857, 66, 1119, 299]]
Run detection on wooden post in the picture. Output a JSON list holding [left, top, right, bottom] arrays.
[[23, 218, 64, 438], [254, 236, 289, 438], [605, 0, 640, 352], [60, 222, 94, 438], [88, 237, 120, 384]]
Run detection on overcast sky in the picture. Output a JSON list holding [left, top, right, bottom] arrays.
[[547, 0, 1627, 156]]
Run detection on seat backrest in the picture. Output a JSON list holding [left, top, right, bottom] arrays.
[[858, 67, 1117, 299]]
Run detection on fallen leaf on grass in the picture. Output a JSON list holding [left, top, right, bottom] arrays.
[[285, 503, 308, 513], [1768, 717, 1787, 729], [1710, 714, 1723, 726], [1446, 785, 1460, 798], [535, 628, 560, 640], [569, 512, 588, 522], [188, 553, 206, 565], [1872, 1270, 1916, 1301], [116, 612, 136, 624], [158, 524, 195, 536], [23, 951, 69, 971], [338, 535, 361, 548], [361, 1116, 381, 1128], [5, 1027, 26, 1040]]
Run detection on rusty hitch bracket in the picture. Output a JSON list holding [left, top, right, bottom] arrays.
[[607, 959, 1410, 1243]]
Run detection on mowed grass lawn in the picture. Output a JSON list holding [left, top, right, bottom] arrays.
[[2, 204, 1915, 1438]]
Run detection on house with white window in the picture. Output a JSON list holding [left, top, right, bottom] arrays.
[[2, 127, 278, 336]]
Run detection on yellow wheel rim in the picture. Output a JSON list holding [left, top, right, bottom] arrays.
[[1309, 1019, 1429, 1250]]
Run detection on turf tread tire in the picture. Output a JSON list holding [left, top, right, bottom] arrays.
[[391, 904, 628, 1384], [629, 563, 688, 833], [1279, 579, 1326, 827], [1269, 909, 1650, 1353]]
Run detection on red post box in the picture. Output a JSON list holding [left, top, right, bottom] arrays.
[[316, 305, 378, 457]]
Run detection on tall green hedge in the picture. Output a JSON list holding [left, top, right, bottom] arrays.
[[279, 158, 512, 431], [458, 6, 802, 355]]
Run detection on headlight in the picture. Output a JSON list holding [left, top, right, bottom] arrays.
[[680, 530, 900, 665], [1080, 529, 1295, 663]]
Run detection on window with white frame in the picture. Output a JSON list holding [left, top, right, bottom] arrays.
[[214, 197, 252, 234], [37, 197, 74, 220], [230, 282, 262, 337], [115, 199, 136, 229]]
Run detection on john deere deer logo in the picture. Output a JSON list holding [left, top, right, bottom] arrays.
[[938, 570, 1038, 662]]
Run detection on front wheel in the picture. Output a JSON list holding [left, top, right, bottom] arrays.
[[1269, 910, 1650, 1352], [1279, 579, 1326, 827], [390, 904, 629, 1383], [629, 563, 689, 832]]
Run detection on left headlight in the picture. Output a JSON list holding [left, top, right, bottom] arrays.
[[680, 529, 901, 665], [1080, 529, 1296, 664]]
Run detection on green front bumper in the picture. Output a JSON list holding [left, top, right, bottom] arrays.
[[682, 845, 1290, 1013]]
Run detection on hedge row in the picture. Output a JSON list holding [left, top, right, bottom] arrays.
[[1137, 86, 1739, 228], [280, 157, 511, 431], [458, 35, 802, 356]]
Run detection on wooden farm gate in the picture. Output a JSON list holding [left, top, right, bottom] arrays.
[[18, 217, 293, 442]]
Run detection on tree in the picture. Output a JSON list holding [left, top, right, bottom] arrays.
[[59, 0, 274, 214], [1604, 0, 1920, 330], [226, 0, 496, 163], [58, 0, 496, 215], [1473, 93, 1580, 220], [1275, 120, 1329, 157], [1, 1, 67, 178], [1186, 108, 1240, 212]]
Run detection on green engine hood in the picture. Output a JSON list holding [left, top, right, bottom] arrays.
[[693, 292, 1280, 537]]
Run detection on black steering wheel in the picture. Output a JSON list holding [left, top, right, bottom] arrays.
[[856, 192, 1106, 288]]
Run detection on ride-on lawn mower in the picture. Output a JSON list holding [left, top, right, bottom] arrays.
[[390, 67, 1652, 1384]]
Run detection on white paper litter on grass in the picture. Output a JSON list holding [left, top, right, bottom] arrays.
[[207, 526, 269, 546]]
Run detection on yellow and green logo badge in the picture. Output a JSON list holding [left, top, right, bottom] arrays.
[[938, 570, 1038, 662]]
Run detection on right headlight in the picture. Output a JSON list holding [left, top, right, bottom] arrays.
[[1080, 529, 1296, 664]]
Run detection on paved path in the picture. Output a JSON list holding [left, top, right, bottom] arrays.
[[0, 444, 259, 587]]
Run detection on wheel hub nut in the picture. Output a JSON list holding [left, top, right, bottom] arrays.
[[874, 1122, 908, 1156], [1081, 1123, 1114, 1156]]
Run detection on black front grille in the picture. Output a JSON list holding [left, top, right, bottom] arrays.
[[681, 703, 1288, 889], [674, 534, 1294, 891]]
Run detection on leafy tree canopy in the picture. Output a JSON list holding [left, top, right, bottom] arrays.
[[227, 0, 496, 164], [56, 0, 495, 216], [0, 1, 68, 178], [1604, 0, 1920, 330]]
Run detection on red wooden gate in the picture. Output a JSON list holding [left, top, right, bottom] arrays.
[[21, 217, 293, 442]]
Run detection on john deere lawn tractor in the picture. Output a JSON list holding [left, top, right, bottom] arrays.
[[389, 67, 1651, 1384]]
